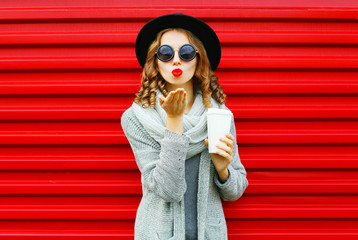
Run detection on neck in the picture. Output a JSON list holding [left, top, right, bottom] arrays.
[[166, 81, 195, 114]]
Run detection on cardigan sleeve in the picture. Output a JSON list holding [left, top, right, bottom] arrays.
[[214, 110, 249, 201], [121, 108, 189, 203]]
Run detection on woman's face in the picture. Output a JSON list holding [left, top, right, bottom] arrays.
[[157, 30, 197, 90]]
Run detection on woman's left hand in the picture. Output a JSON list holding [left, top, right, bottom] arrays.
[[205, 133, 234, 183]]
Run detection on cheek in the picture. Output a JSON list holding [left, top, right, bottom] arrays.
[[187, 60, 197, 75], [158, 61, 170, 74], [157, 63, 166, 76]]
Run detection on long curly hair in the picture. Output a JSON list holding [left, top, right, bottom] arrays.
[[134, 28, 226, 108]]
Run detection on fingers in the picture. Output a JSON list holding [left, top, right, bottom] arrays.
[[215, 148, 232, 160], [174, 88, 185, 103], [216, 142, 233, 156], [182, 91, 186, 104], [158, 95, 165, 106], [205, 134, 234, 154], [166, 91, 175, 103], [219, 134, 234, 149], [215, 133, 234, 158], [159, 88, 187, 117], [172, 90, 180, 103], [165, 89, 185, 103], [226, 133, 235, 141]]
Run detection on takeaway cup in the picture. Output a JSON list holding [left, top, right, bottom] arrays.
[[206, 108, 233, 153]]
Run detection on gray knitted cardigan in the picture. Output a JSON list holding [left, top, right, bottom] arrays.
[[121, 106, 248, 240]]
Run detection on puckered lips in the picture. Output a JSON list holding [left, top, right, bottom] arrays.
[[172, 68, 183, 77]]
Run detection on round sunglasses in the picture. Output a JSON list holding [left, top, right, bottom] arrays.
[[156, 44, 198, 62]]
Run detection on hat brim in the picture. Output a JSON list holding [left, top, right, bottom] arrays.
[[135, 13, 221, 71]]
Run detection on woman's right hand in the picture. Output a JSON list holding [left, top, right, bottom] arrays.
[[158, 88, 187, 118], [158, 88, 187, 134]]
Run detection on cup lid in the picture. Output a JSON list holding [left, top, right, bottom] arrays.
[[207, 108, 233, 116]]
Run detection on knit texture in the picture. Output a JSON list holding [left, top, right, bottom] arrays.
[[121, 99, 249, 240]]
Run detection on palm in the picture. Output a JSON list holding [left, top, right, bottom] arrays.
[[158, 88, 187, 118]]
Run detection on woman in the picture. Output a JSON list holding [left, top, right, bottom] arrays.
[[121, 13, 248, 240]]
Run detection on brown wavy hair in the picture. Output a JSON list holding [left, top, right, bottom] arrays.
[[134, 28, 226, 108]]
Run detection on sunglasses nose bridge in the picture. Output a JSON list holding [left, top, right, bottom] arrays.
[[172, 50, 181, 65]]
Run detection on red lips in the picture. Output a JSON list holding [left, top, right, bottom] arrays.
[[172, 68, 183, 77]]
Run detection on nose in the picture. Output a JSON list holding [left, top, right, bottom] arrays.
[[172, 50, 181, 65]]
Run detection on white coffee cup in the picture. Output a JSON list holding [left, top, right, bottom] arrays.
[[206, 108, 233, 153]]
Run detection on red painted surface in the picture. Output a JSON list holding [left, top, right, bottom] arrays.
[[0, 0, 358, 239]]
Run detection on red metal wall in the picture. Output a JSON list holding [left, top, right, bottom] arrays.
[[1, 0, 358, 239]]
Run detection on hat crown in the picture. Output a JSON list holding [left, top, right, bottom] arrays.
[[135, 13, 221, 71]]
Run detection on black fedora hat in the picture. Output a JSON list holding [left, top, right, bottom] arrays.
[[135, 13, 221, 71]]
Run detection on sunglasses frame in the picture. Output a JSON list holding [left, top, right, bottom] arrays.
[[156, 44, 198, 62]]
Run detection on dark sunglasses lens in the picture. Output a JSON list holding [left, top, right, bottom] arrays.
[[157, 45, 173, 62], [180, 44, 196, 61]]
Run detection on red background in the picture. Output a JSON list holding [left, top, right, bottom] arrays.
[[0, 0, 358, 239]]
